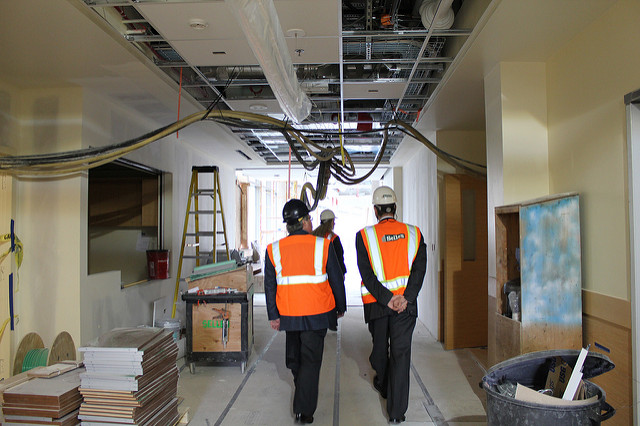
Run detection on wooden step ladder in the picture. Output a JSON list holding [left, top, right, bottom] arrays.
[[172, 166, 229, 317]]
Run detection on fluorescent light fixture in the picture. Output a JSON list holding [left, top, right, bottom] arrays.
[[225, 0, 311, 123]]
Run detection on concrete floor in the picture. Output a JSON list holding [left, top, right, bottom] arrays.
[[176, 300, 488, 426]]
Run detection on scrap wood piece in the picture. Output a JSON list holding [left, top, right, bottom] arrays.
[[2, 394, 82, 417], [515, 383, 598, 406], [177, 406, 190, 425], [28, 362, 82, 378], [3, 368, 83, 407], [3, 407, 79, 426], [0, 370, 34, 403]]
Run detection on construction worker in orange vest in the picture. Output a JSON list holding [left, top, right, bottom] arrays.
[[355, 186, 427, 424], [265, 199, 347, 425], [312, 209, 347, 276]]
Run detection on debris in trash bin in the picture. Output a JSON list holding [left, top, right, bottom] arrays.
[[562, 346, 589, 400], [515, 383, 598, 406], [496, 381, 517, 398], [545, 355, 573, 398]]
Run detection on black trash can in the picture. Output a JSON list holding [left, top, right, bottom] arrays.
[[482, 350, 615, 425]]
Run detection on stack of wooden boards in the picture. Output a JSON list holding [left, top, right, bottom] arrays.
[[1, 365, 83, 425], [78, 327, 179, 425]]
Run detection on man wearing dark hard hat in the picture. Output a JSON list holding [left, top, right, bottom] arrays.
[[355, 186, 427, 424], [264, 199, 347, 424]]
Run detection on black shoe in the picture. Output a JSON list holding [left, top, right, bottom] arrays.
[[388, 415, 406, 424], [295, 413, 314, 424], [373, 376, 387, 399]]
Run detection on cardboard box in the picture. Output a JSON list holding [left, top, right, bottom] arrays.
[[186, 263, 253, 292], [545, 356, 573, 398], [515, 383, 597, 406]]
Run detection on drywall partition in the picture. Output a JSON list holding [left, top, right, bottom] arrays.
[[78, 90, 238, 346], [436, 130, 487, 175], [545, 3, 640, 422], [0, 84, 17, 379], [546, 0, 638, 300], [628, 97, 640, 426], [402, 146, 438, 336], [12, 87, 84, 357], [484, 64, 503, 306], [484, 62, 550, 365], [484, 62, 550, 285]]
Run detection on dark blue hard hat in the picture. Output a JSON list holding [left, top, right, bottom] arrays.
[[282, 199, 309, 224]]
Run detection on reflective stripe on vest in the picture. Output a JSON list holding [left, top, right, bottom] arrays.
[[360, 221, 420, 303], [268, 234, 335, 317], [272, 237, 328, 285]]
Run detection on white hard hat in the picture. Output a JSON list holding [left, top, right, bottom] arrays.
[[320, 209, 335, 221], [372, 186, 397, 205]]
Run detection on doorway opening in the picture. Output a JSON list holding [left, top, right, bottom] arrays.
[[237, 169, 382, 306]]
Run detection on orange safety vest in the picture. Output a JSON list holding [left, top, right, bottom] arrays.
[[324, 231, 337, 243], [360, 219, 420, 304], [267, 234, 336, 316]]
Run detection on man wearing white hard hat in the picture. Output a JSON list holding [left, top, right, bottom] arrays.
[[312, 209, 346, 276], [355, 186, 427, 424]]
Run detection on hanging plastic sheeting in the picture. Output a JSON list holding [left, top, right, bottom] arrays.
[[225, 0, 312, 124]]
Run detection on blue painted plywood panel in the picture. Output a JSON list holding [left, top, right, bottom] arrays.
[[520, 195, 581, 327]]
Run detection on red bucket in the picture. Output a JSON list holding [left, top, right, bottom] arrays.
[[146, 250, 169, 280]]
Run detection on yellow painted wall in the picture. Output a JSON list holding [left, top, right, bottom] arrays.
[[13, 87, 84, 362], [0, 82, 19, 378], [436, 130, 486, 174], [1, 81, 240, 369], [500, 62, 550, 204], [546, 0, 640, 299], [485, 62, 549, 298], [0, 173, 14, 379]]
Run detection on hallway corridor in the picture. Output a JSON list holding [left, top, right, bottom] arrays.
[[177, 304, 488, 425]]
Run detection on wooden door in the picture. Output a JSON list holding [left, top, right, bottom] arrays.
[[444, 174, 488, 350]]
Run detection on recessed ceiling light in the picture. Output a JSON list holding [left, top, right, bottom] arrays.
[[189, 19, 208, 30]]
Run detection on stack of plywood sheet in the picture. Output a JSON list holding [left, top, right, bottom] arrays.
[[1, 367, 83, 425], [77, 328, 179, 425]]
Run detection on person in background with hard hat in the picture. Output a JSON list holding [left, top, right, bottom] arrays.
[[264, 199, 347, 425], [312, 209, 347, 276], [355, 186, 427, 425]]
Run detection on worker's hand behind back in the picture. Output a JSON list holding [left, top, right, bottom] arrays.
[[388, 294, 408, 313], [270, 319, 280, 331]]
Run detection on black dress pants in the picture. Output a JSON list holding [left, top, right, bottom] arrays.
[[285, 329, 327, 416], [368, 312, 417, 419]]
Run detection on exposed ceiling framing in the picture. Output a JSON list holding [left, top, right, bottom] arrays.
[[81, 0, 472, 166]]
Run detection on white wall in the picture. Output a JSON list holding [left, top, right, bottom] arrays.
[[0, 84, 240, 354], [78, 89, 239, 346], [400, 148, 439, 336]]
